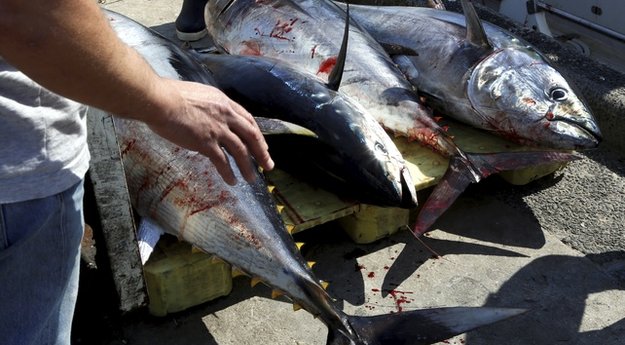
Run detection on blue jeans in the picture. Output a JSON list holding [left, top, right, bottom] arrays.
[[0, 181, 84, 345]]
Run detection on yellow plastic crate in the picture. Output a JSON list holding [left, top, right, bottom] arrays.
[[144, 237, 232, 316], [141, 120, 567, 315]]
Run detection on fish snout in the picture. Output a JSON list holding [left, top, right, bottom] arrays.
[[547, 109, 602, 149]]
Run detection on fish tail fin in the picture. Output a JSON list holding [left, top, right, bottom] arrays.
[[412, 150, 580, 236], [326, 307, 526, 345]]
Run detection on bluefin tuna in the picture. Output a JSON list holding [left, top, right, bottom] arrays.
[[204, 0, 434, 138], [204, 0, 580, 236], [105, 9, 527, 345], [338, 0, 602, 149], [193, 52, 418, 207], [191, 6, 417, 207]]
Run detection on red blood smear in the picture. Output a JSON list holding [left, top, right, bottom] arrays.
[[317, 56, 337, 75], [241, 41, 262, 56], [367, 271, 375, 278], [120, 139, 136, 156], [388, 289, 414, 313], [523, 97, 537, 105], [310, 44, 318, 58]]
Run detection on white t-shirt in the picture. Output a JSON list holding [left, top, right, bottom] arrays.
[[0, 58, 90, 203]]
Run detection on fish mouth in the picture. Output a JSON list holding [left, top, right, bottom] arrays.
[[548, 112, 602, 148]]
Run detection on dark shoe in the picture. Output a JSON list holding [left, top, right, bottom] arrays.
[[175, 0, 209, 41]]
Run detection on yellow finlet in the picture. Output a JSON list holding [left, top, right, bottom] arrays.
[[295, 242, 305, 250], [320, 281, 329, 290], [307, 261, 317, 268], [232, 267, 247, 278], [292, 303, 302, 312], [210, 255, 225, 264], [267, 185, 276, 193], [271, 289, 285, 299], [191, 246, 204, 254], [276, 205, 285, 213], [286, 224, 296, 234], [251, 276, 263, 287]]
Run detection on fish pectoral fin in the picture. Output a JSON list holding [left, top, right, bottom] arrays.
[[338, 307, 526, 345], [254, 117, 318, 138]]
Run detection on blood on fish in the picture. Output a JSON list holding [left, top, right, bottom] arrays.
[[120, 139, 136, 156], [317, 56, 337, 75], [241, 40, 262, 56], [311, 44, 318, 59], [367, 272, 375, 278], [523, 97, 536, 105], [269, 18, 298, 40]]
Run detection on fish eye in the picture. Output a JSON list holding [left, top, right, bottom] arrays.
[[548, 87, 568, 102]]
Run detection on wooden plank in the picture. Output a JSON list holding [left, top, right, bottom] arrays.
[[86, 108, 148, 312]]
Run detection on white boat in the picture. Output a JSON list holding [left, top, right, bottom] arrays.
[[481, 0, 625, 73]]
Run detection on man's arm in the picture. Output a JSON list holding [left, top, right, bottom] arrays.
[[0, 0, 273, 184]]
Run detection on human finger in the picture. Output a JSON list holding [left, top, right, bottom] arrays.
[[227, 112, 274, 171], [202, 143, 237, 185], [221, 132, 259, 183]]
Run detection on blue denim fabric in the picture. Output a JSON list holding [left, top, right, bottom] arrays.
[[0, 181, 84, 345]]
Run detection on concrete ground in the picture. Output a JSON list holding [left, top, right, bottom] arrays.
[[74, 1, 625, 344]]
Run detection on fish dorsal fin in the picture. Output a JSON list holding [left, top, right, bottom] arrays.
[[327, 2, 350, 91], [461, 0, 492, 49]]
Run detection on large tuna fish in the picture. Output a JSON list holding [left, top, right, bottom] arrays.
[[204, 0, 580, 236], [105, 9, 527, 344], [204, 0, 433, 138], [194, 52, 417, 207], [338, 0, 601, 150], [191, 8, 417, 207]]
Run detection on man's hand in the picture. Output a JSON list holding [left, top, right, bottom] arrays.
[[149, 78, 274, 185], [0, 0, 273, 184]]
